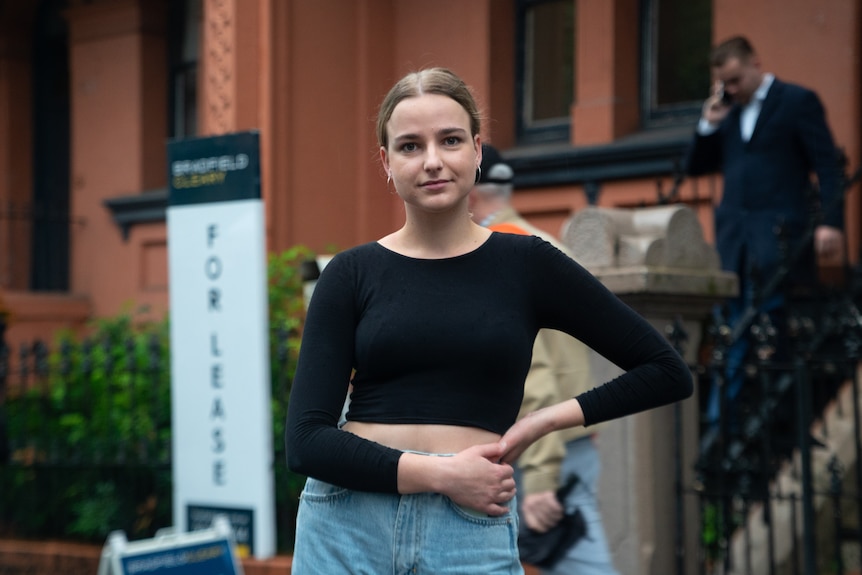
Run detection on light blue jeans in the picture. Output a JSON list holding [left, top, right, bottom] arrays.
[[516, 436, 619, 575], [292, 475, 522, 574]]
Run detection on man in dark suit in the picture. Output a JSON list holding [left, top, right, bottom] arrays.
[[686, 35, 844, 424]]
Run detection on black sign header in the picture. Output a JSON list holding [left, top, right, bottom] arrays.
[[168, 131, 261, 206]]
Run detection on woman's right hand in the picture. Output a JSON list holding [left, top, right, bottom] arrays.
[[398, 442, 516, 516], [444, 442, 516, 516]]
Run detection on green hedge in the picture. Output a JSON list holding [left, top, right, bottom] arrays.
[[0, 246, 314, 552]]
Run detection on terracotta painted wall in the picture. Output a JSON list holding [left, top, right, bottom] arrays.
[[258, 0, 404, 254], [269, 0, 503, 253], [572, 0, 640, 146], [67, 1, 168, 320], [282, 0, 376, 252]]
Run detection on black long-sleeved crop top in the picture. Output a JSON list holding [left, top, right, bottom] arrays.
[[285, 232, 692, 493]]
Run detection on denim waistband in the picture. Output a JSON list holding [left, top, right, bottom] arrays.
[[401, 449, 456, 457]]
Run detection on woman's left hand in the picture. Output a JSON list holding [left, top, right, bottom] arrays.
[[498, 410, 551, 463], [499, 398, 585, 464]]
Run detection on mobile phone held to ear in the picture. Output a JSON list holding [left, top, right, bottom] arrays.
[[717, 84, 733, 105]]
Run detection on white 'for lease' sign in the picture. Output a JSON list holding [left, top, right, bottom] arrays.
[[167, 131, 275, 559]]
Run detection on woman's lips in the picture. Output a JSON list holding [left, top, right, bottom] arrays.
[[421, 179, 449, 190]]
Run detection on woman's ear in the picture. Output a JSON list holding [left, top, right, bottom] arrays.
[[379, 146, 390, 173]]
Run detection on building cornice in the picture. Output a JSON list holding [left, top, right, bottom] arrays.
[[505, 126, 693, 190], [103, 188, 168, 241], [102, 127, 696, 238]]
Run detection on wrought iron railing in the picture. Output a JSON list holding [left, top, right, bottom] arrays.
[[684, 273, 862, 575], [0, 318, 302, 553]]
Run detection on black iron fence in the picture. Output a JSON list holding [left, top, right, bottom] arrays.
[[0, 316, 303, 554], [0, 330, 171, 543], [681, 279, 862, 575]]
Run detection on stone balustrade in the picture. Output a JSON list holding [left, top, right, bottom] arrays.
[[561, 204, 736, 298]]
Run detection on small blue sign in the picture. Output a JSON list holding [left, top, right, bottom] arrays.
[[120, 540, 238, 575], [97, 515, 244, 575]]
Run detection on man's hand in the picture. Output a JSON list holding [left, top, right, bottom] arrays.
[[702, 82, 731, 126], [815, 225, 844, 261], [521, 490, 564, 533]]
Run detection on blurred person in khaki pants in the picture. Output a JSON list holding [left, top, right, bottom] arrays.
[[469, 144, 619, 575]]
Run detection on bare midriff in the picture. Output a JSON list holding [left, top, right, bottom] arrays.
[[341, 421, 501, 454]]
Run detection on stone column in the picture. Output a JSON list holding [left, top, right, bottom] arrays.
[[563, 205, 738, 575]]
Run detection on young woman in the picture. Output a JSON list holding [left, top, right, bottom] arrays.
[[285, 67, 692, 574]]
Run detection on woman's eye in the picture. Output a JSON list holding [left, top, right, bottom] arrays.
[[400, 142, 418, 153], [443, 136, 461, 146]]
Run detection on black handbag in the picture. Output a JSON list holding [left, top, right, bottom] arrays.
[[517, 473, 588, 569]]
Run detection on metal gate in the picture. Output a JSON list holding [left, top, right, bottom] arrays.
[[678, 282, 862, 575]]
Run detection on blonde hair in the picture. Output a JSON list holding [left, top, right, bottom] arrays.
[[376, 68, 482, 149]]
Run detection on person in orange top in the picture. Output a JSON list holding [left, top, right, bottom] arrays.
[[468, 144, 619, 575]]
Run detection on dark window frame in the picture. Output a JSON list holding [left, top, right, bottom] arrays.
[[639, 0, 712, 128], [515, 0, 575, 145], [30, 0, 71, 291], [167, 0, 200, 139], [505, 0, 713, 191]]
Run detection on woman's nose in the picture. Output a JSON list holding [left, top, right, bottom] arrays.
[[424, 146, 443, 171]]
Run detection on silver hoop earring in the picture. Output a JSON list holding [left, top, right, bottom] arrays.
[[475, 166, 482, 184], [387, 171, 391, 185]]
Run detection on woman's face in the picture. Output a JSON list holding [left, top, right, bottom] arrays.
[[380, 93, 481, 215]]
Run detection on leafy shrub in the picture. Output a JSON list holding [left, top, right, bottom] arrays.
[[268, 245, 316, 549], [1, 311, 171, 540], [0, 246, 314, 552]]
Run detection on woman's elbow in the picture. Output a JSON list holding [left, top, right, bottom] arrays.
[[670, 357, 694, 401], [284, 428, 308, 475], [286, 449, 306, 476]]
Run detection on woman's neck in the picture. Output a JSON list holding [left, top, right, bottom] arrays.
[[381, 210, 491, 259]]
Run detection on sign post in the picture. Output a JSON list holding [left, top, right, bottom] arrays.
[[167, 131, 275, 559]]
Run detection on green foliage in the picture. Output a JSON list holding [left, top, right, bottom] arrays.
[[267, 245, 315, 545], [2, 309, 172, 541], [700, 500, 744, 565], [0, 246, 315, 551], [54, 312, 171, 462], [69, 482, 122, 537], [701, 501, 721, 551], [268, 245, 315, 335]]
